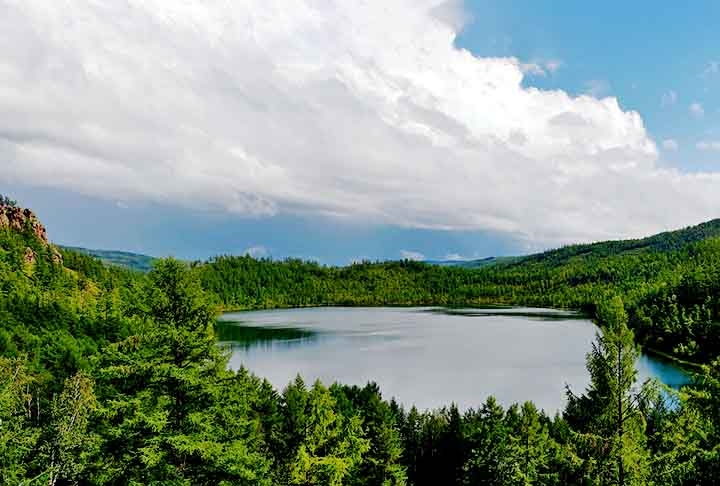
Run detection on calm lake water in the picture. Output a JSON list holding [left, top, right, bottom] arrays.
[[218, 306, 691, 412]]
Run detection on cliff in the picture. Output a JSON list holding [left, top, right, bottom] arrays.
[[0, 202, 62, 264]]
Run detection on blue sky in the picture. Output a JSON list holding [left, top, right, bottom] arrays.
[[459, 0, 720, 172], [3, 1, 720, 265]]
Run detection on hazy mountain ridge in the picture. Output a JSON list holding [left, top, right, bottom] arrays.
[[424, 256, 522, 268], [60, 246, 157, 272], [64, 217, 720, 273]]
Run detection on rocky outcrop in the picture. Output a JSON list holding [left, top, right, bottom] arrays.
[[0, 203, 63, 264], [0, 204, 49, 243]]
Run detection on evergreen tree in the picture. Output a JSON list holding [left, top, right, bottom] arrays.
[[565, 296, 651, 485], [95, 259, 272, 484], [331, 382, 407, 485], [286, 380, 369, 485]]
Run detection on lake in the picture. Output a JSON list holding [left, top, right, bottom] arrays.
[[218, 306, 691, 412]]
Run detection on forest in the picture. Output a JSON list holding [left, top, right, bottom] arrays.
[[196, 222, 720, 365], [3, 200, 720, 484]]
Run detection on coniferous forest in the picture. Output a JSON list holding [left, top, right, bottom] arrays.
[[4, 200, 720, 484]]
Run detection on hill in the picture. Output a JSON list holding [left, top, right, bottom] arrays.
[[61, 246, 157, 272], [428, 218, 720, 269], [3, 198, 720, 484], [519, 218, 720, 266], [425, 256, 521, 268]]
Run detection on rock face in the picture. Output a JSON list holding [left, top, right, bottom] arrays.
[[0, 204, 49, 243], [0, 203, 63, 264]]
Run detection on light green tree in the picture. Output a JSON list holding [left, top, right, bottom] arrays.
[[0, 357, 39, 484], [503, 401, 557, 485], [288, 380, 369, 486], [43, 372, 98, 486]]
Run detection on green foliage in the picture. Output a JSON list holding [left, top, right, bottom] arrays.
[[94, 259, 274, 484], [61, 246, 157, 273], [0, 357, 40, 484], [43, 372, 99, 485], [195, 228, 720, 365], [565, 298, 651, 485], [5, 204, 720, 484]]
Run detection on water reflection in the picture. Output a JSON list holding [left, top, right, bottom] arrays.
[[429, 307, 587, 321], [218, 306, 692, 412], [217, 320, 318, 350]]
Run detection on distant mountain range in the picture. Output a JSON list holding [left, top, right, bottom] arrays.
[[424, 256, 521, 268], [63, 217, 720, 273]]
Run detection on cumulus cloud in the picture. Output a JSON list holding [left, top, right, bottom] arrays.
[[520, 59, 562, 77], [400, 250, 425, 261], [661, 139, 679, 151], [2, 0, 720, 245], [690, 102, 705, 118]]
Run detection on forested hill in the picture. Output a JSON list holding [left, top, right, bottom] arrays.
[[195, 218, 720, 365], [5, 199, 720, 483], [426, 218, 720, 269], [61, 246, 156, 272], [517, 218, 720, 266]]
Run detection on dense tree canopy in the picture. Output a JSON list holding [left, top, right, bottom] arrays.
[[3, 204, 720, 484]]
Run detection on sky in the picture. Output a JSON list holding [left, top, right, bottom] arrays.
[[2, 0, 720, 264]]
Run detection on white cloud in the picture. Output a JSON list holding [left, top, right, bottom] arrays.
[[661, 90, 677, 107], [442, 253, 467, 261], [400, 250, 425, 261], [243, 245, 269, 258], [520, 59, 562, 77], [696, 141, 720, 151], [690, 102, 705, 118], [661, 139, 679, 151], [2, 1, 720, 246], [583, 79, 611, 97], [520, 62, 547, 77]]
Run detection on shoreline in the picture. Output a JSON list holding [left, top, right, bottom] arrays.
[[216, 303, 707, 373]]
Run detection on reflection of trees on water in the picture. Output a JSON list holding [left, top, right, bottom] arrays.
[[426, 307, 586, 321], [216, 321, 318, 350]]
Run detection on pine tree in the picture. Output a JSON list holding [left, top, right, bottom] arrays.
[[95, 258, 272, 484], [565, 296, 651, 485], [287, 380, 369, 485]]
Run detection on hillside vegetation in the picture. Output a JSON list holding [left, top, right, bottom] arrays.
[[4, 200, 720, 484], [196, 220, 720, 364], [61, 246, 157, 272]]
